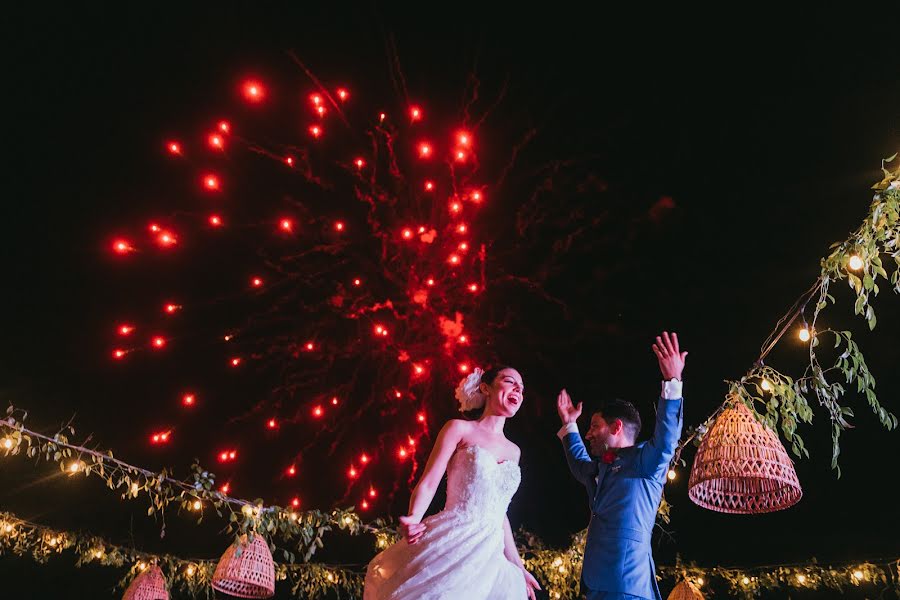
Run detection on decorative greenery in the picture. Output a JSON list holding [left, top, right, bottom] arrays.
[[807, 156, 900, 470], [675, 158, 899, 475], [0, 511, 363, 598], [8, 510, 893, 599], [0, 408, 389, 562], [520, 528, 899, 600], [661, 555, 898, 600]]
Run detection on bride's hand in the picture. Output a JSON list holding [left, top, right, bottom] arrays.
[[398, 515, 426, 544], [521, 567, 541, 600]]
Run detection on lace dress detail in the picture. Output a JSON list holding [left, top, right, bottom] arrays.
[[364, 446, 525, 599]]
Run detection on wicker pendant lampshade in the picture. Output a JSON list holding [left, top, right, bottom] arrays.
[[122, 565, 169, 600], [667, 579, 704, 600], [211, 534, 276, 598], [688, 399, 802, 514]]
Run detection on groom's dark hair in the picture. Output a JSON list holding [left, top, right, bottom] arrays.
[[596, 399, 641, 442]]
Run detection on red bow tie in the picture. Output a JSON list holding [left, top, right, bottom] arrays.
[[601, 450, 617, 464]]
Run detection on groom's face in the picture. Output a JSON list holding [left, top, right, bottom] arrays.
[[585, 413, 613, 456]]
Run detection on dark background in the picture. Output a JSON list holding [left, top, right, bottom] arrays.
[[2, 3, 899, 598]]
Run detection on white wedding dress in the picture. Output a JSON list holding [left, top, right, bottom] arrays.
[[364, 445, 526, 599]]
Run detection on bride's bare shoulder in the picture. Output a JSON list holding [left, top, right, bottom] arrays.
[[433, 419, 473, 442], [442, 419, 473, 435]]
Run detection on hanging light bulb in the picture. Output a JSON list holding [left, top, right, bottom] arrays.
[[848, 255, 864, 270]]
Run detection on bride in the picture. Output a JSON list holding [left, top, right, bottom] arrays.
[[364, 366, 541, 600]]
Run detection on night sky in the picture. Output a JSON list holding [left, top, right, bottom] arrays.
[[2, 4, 899, 599]]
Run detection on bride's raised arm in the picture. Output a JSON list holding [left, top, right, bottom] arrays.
[[400, 419, 466, 543]]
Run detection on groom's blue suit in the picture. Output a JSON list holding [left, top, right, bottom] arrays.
[[560, 390, 683, 600]]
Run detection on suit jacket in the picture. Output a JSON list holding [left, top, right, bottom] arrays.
[[560, 396, 683, 599]]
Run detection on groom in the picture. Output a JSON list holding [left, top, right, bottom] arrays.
[[556, 331, 686, 600]]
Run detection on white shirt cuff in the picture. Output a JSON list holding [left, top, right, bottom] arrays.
[[557, 422, 580, 439], [662, 379, 683, 400]]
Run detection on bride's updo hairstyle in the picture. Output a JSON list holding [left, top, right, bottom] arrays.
[[454, 365, 512, 419]]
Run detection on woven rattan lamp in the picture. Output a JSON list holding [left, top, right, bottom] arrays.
[[211, 534, 276, 598], [667, 579, 704, 600], [688, 399, 802, 514], [122, 565, 169, 600]]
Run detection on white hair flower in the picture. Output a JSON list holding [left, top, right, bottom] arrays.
[[454, 368, 485, 412]]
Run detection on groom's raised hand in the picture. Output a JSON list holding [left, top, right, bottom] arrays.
[[653, 331, 687, 381], [556, 389, 582, 425]]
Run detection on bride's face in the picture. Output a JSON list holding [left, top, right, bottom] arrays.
[[482, 368, 524, 417]]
